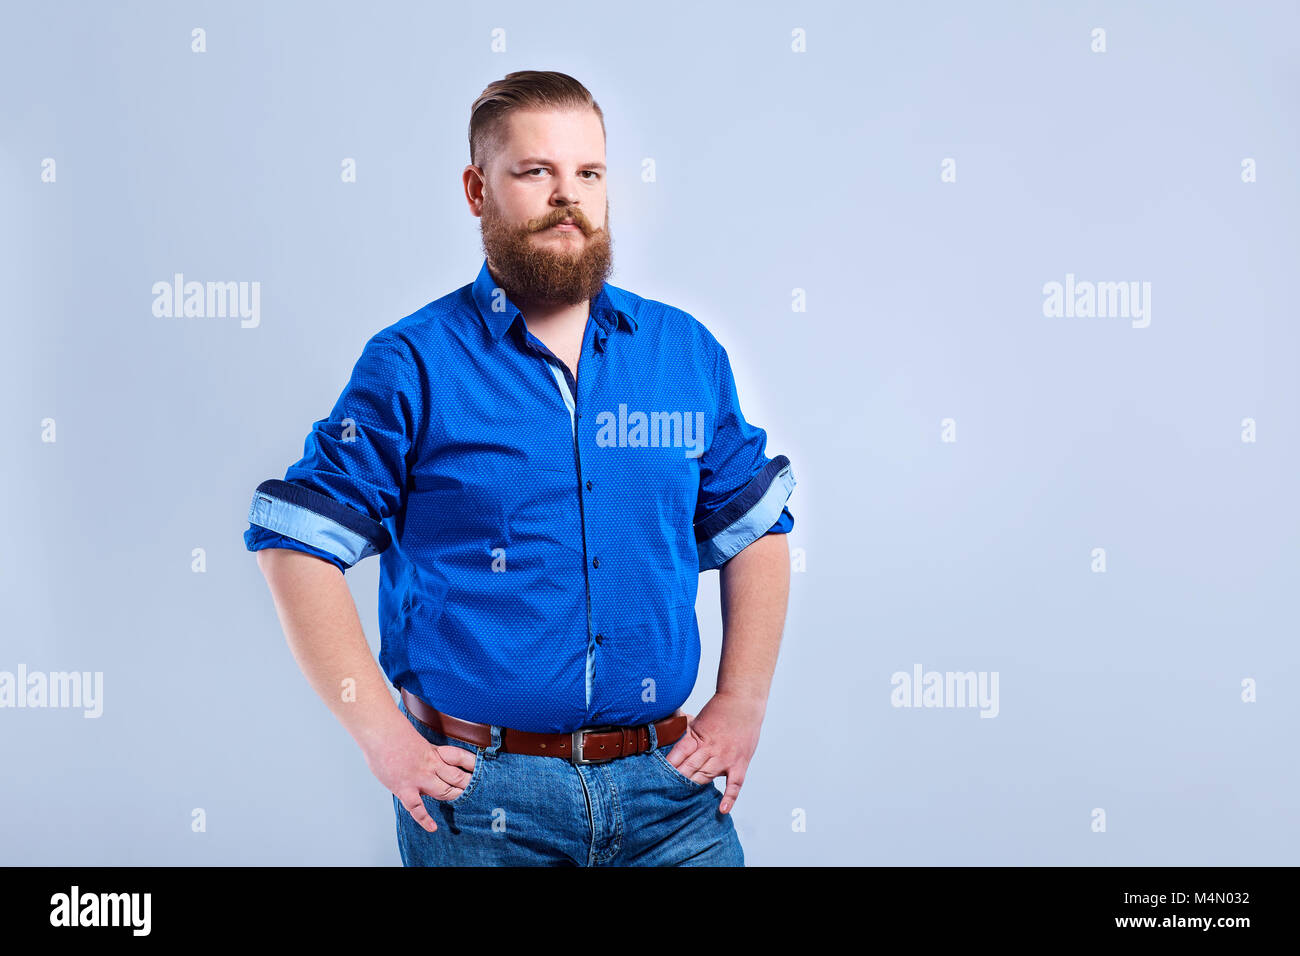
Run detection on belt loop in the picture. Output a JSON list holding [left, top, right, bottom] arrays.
[[486, 724, 503, 759], [646, 720, 659, 751]]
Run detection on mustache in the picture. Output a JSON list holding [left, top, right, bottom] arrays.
[[530, 208, 596, 233]]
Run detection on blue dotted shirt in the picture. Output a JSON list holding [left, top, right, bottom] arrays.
[[245, 258, 795, 733]]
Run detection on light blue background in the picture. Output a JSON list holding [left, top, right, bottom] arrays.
[[2, 0, 1296, 865]]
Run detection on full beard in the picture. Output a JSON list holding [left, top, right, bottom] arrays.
[[479, 192, 615, 307]]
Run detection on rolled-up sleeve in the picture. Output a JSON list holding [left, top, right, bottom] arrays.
[[693, 341, 796, 572], [243, 329, 421, 573]]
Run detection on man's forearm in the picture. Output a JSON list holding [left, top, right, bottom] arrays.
[[715, 531, 791, 704], [256, 548, 407, 752]]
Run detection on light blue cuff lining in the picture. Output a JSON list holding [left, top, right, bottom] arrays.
[[697, 465, 796, 572], [247, 492, 376, 567]]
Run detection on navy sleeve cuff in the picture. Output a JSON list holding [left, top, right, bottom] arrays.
[[245, 478, 392, 569], [694, 456, 796, 571]]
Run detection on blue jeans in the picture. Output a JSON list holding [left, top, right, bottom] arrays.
[[393, 698, 745, 866]]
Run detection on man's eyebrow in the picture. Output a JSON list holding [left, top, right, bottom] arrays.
[[515, 157, 606, 172]]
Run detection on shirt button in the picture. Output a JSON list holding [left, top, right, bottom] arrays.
[[591, 556, 600, 569], [594, 633, 604, 644], [586, 480, 593, 491]]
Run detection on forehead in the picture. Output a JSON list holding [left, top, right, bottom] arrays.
[[496, 107, 605, 161]]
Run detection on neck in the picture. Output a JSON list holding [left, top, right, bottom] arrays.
[[516, 296, 590, 334]]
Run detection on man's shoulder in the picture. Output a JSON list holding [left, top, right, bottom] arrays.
[[606, 282, 725, 355], [359, 281, 480, 355]]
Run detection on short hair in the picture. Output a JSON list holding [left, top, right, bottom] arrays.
[[468, 70, 605, 171]]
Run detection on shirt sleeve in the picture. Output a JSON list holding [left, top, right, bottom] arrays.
[[693, 341, 796, 572], [243, 329, 422, 573]]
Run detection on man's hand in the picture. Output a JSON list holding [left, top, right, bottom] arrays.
[[362, 723, 477, 833], [663, 691, 766, 814]]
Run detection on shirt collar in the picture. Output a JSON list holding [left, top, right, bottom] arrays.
[[471, 257, 638, 343]]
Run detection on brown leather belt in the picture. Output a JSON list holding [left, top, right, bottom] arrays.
[[399, 687, 688, 766]]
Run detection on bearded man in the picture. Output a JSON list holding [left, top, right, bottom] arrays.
[[244, 70, 796, 867]]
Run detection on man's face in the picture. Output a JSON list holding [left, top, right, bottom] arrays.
[[474, 107, 614, 307]]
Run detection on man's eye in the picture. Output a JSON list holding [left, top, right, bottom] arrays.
[[581, 170, 600, 179], [526, 168, 547, 176]]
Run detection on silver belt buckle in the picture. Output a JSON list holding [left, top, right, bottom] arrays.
[[570, 724, 620, 765]]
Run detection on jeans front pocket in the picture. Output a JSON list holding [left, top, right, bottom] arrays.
[[401, 700, 484, 808], [651, 744, 710, 790], [431, 737, 484, 809]]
